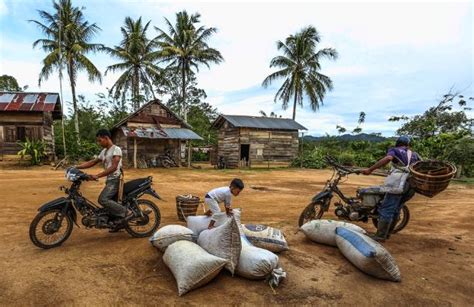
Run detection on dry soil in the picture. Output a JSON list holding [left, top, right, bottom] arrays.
[[0, 166, 473, 306]]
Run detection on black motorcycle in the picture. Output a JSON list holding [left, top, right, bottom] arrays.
[[298, 156, 413, 233], [29, 168, 162, 249]]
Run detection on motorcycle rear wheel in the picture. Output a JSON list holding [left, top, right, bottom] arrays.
[[125, 199, 161, 238], [298, 201, 325, 227], [371, 205, 410, 234], [29, 209, 73, 249]]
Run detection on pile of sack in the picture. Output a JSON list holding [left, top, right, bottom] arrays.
[[300, 219, 401, 282], [149, 209, 288, 296]]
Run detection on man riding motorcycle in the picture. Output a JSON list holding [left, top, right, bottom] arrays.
[[362, 136, 420, 242], [76, 129, 130, 230]]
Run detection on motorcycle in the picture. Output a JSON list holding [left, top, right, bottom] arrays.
[[157, 151, 178, 168], [298, 156, 413, 234], [29, 168, 162, 249]]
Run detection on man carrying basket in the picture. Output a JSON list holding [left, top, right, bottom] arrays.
[[362, 136, 421, 242]]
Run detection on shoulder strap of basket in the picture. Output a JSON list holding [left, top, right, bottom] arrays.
[[117, 167, 124, 203], [392, 149, 412, 172]]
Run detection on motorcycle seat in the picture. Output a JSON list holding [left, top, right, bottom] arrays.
[[357, 186, 385, 196], [123, 178, 151, 195]]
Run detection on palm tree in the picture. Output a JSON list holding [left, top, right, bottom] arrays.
[[259, 110, 281, 118], [31, 0, 103, 142], [155, 11, 223, 122], [262, 26, 338, 120], [105, 17, 162, 110]]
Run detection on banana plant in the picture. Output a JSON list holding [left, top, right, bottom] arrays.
[[17, 138, 47, 165]]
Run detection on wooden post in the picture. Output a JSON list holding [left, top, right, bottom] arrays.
[[300, 132, 304, 168], [133, 138, 137, 169], [267, 131, 271, 169], [187, 140, 191, 168], [51, 124, 56, 162]]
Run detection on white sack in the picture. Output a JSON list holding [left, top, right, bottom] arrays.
[[235, 235, 279, 280], [300, 219, 366, 246], [197, 217, 242, 274], [163, 240, 228, 296], [149, 224, 194, 252], [335, 227, 401, 282], [242, 224, 289, 253], [186, 215, 212, 236]]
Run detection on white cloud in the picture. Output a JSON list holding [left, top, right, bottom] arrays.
[[0, 0, 7, 16], [1, 0, 472, 135]]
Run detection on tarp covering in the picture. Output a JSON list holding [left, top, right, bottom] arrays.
[[121, 127, 202, 140]]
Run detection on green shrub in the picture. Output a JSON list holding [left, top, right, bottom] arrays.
[[292, 147, 327, 168]]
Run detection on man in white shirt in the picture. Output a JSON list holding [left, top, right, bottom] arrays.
[[77, 129, 127, 219], [204, 178, 244, 229]]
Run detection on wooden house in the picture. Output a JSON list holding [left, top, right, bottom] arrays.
[[211, 115, 307, 168], [0, 92, 62, 160], [111, 99, 202, 168]]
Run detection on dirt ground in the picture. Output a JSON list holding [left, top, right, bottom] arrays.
[[0, 166, 473, 306]]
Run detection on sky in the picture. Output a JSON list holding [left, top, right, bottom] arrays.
[[0, 0, 472, 136]]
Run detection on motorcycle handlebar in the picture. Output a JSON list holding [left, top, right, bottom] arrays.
[[325, 156, 360, 175]]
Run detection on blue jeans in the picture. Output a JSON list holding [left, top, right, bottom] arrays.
[[378, 193, 404, 223]]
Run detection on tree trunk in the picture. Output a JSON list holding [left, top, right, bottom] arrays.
[[292, 92, 298, 120], [67, 61, 80, 144], [181, 63, 191, 168], [181, 64, 187, 121], [133, 67, 140, 110]]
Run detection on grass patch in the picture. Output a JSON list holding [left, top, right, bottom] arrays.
[[451, 177, 474, 185]]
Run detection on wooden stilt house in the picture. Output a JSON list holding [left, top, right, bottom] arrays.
[[111, 99, 202, 168], [0, 92, 62, 160], [211, 115, 307, 168]]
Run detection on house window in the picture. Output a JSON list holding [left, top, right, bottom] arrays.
[[5, 127, 16, 142], [4, 126, 40, 142]]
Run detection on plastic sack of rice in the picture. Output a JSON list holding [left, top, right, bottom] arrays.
[[236, 235, 281, 280], [163, 240, 228, 296], [197, 217, 242, 274], [149, 225, 194, 252], [206, 209, 286, 283], [300, 219, 366, 246], [186, 215, 212, 236], [242, 224, 289, 253], [335, 227, 401, 282]]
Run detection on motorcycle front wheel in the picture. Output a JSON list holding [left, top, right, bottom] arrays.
[[125, 199, 161, 238], [372, 205, 410, 234], [298, 201, 326, 227], [29, 209, 73, 249]]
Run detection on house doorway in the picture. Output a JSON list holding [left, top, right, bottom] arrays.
[[240, 144, 250, 167]]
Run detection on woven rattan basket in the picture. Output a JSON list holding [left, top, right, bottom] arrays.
[[409, 160, 456, 198], [175, 195, 200, 221]]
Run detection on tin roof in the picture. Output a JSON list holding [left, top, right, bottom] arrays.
[[121, 127, 203, 140], [0, 92, 62, 117], [211, 115, 307, 130]]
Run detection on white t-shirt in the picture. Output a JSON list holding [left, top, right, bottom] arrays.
[[207, 186, 232, 207], [98, 145, 122, 180]]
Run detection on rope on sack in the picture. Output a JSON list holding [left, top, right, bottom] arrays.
[[267, 267, 287, 294]]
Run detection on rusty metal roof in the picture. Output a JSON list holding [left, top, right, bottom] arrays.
[[112, 99, 192, 130], [211, 115, 307, 130], [121, 127, 202, 140], [0, 92, 62, 116]]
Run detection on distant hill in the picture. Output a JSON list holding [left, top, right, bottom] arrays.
[[303, 133, 389, 142]]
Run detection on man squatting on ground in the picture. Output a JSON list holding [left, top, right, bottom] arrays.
[[204, 178, 245, 229], [362, 136, 420, 242], [76, 129, 130, 225]]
